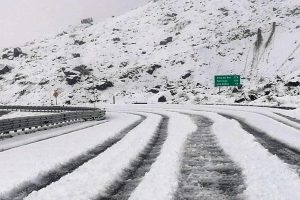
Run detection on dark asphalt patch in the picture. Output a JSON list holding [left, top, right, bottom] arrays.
[[175, 115, 245, 200]]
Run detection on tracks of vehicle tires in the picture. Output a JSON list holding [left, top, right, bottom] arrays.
[[95, 114, 169, 200], [175, 115, 245, 200], [2, 114, 146, 200], [4, 109, 300, 200], [220, 114, 300, 175]]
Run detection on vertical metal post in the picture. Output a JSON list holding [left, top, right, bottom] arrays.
[[92, 75, 96, 110]]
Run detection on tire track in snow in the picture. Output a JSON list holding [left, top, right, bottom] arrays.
[[175, 115, 245, 200], [200, 107, 300, 130], [275, 113, 300, 124], [220, 114, 300, 175], [94, 114, 169, 200], [2, 113, 146, 200], [257, 113, 300, 131]]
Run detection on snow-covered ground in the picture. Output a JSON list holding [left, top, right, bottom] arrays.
[[0, 111, 51, 120], [1, 105, 300, 200], [0, 112, 140, 197], [0, 0, 299, 106]]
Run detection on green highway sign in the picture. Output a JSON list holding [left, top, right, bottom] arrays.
[[214, 75, 241, 87]]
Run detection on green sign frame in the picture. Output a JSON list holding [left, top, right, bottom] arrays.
[[214, 75, 241, 87]]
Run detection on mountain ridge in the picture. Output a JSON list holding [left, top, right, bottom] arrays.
[[0, 0, 299, 106]]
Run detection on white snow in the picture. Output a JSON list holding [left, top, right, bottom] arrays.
[[176, 109, 300, 200], [275, 108, 300, 120], [0, 111, 51, 120], [0, 105, 300, 199], [189, 105, 300, 151], [129, 110, 197, 200], [0, 112, 140, 196], [0, 0, 299, 106], [199, 105, 300, 129], [25, 112, 161, 200]]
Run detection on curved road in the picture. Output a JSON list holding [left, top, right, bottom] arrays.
[[0, 106, 300, 200]]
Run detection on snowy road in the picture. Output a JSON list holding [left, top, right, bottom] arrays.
[[1, 105, 300, 200]]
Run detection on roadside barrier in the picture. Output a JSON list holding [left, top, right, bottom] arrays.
[[0, 106, 105, 137], [0, 105, 98, 112]]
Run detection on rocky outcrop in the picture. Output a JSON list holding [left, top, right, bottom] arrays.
[[285, 81, 300, 87], [159, 37, 173, 45], [66, 76, 81, 85], [158, 96, 167, 102], [146, 64, 162, 75], [1, 47, 26, 60], [73, 65, 92, 76], [95, 80, 114, 90], [0, 65, 12, 75]]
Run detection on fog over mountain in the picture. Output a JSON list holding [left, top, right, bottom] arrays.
[[0, 0, 149, 50]]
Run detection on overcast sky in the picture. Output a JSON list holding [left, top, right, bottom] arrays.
[[0, 0, 149, 50]]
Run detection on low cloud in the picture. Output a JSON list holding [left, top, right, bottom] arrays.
[[0, 0, 149, 49]]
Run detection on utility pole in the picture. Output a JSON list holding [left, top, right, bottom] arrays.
[[91, 75, 97, 110]]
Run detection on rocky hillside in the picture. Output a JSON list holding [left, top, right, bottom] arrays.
[[0, 0, 299, 106]]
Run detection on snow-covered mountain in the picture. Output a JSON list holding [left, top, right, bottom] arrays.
[[0, 0, 299, 106]]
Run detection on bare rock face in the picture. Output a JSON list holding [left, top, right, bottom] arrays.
[[146, 64, 162, 75], [159, 37, 173, 45], [63, 70, 78, 77], [248, 94, 258, 101], [285, 81, 300, 87], [235, 98, 245, 103], [0, 65, 12, 75], [95, 80, 114, 90], [62, 69, 81, 85], [158, 95, 167, 102], [182, 71, 192, 79], [81, 18, 94, 25], [72, 53, 81, 58], [1, 47, 25, 60], [73, 65, 92, 76], [66, 75, 81, 85], [13, 48, 23, 57], [149, 89, 160, 94], [74, 40, 86, 45]]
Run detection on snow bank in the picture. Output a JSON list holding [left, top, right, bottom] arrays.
[[129, 111, 197, 200]]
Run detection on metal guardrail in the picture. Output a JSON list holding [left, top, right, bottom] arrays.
[[0, 106, 105, 136], [0, 105, 98, 112]]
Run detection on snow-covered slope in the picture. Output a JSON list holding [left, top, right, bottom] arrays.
[[0, 0, 299, 106]]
